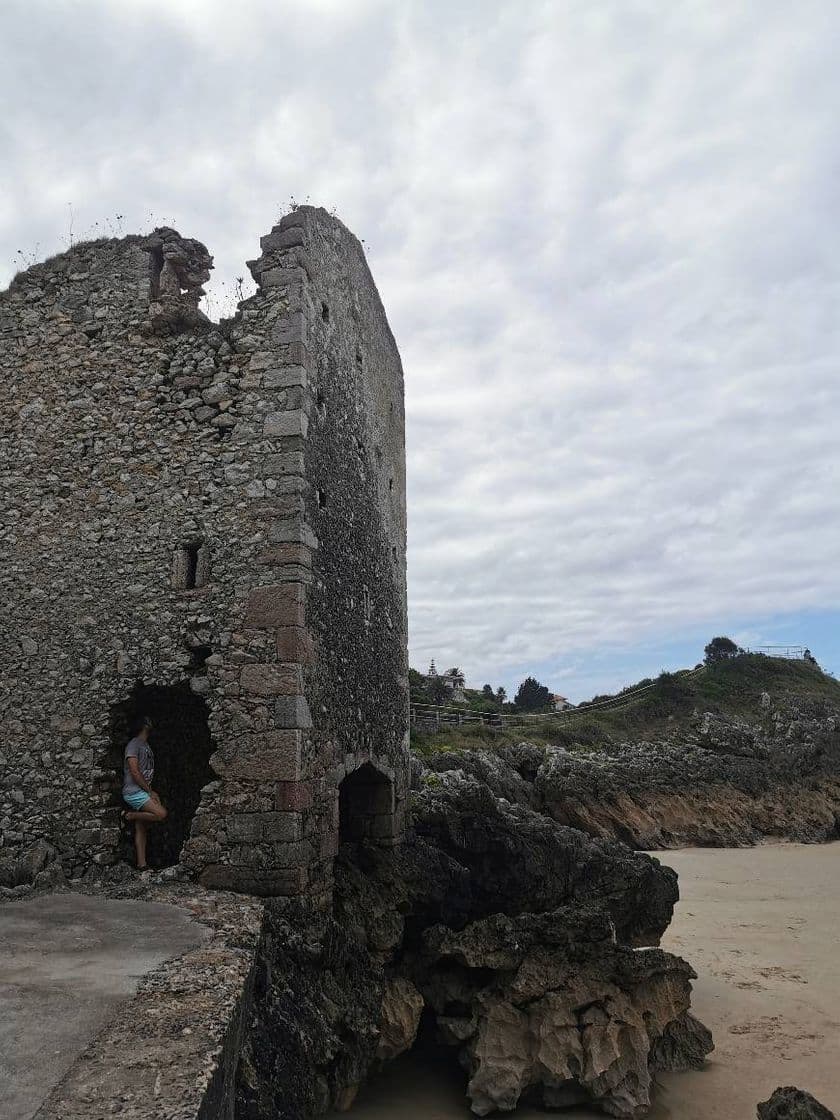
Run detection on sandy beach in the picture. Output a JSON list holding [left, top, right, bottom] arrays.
[[341, 842, 840, 1119], [647, 842, 839, 1118]]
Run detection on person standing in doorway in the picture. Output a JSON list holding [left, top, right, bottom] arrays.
[[121, 716, 167, 871]]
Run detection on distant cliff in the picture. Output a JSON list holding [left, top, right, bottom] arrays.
[[420, 655, 840, 849]]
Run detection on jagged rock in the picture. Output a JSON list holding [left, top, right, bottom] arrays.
[[235, 897, 386, 1120], [141, 227, 213, 335], [423, 746, 539, 807], [0, 839, 60, 888], [411, 770, 678, 946], [377, 978, 424, 1061], [757, 1086, 835, 1120], [409, 905, 711, 1117], [235, 765, 708, 1119], [649, 1010, 714, 1072], [422, 694, 840, 850]]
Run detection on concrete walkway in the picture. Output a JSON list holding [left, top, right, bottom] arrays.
[[0, 892, 208, 1120]]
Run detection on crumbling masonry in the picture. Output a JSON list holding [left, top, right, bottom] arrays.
[[0, 207, 409, 896]]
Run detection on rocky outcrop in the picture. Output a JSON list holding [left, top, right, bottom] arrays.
[[649, 1010, 713, 1072], [377, 978, 424, 1062], [409, 770, 677, 945], [218, 692, 828, 1118], [423, 701, 840, 849], [0, 839, 66, 896], [541, 776, 840, 849], [234, 895, 388, 1118], [410, 905, 710, 1117], [235, 765, 710, 1118], [757, 1086, 836, 1120]]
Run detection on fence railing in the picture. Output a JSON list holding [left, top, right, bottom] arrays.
[[743, 645, 807, 659], [411, 645, 819, 735], [410, 666, 706, 731]]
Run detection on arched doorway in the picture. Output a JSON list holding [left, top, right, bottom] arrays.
[[339, 763, 397, 845], [109, 681, 213, 867]]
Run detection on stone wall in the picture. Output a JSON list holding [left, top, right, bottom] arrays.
[[32, 883, 264, 1120], [0, 207, 408, 895]]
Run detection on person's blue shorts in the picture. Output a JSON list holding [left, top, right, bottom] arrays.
[[123, 790, 151, 811]]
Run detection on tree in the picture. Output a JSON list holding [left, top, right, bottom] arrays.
[[704, 636, 740, 665], [482, 684, 495, 700], [496, 686, 507, 705], [408, 667, 429, 704], [429, 676, 450, 705], [656, 670, 694, 703], [514, 676, 552, 712]]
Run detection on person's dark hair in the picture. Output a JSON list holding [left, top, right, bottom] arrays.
[[131, 714, 153, 736]]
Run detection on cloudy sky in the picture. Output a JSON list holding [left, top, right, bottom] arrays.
[[3, 0, 839, 699]]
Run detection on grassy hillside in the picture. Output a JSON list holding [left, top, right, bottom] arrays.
[[411, 655, 840, 757]]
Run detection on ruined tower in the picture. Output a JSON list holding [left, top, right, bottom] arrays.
[[0, 207, 409, 897]]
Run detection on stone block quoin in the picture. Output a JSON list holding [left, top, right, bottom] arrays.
[[0, 206, 408, 898]]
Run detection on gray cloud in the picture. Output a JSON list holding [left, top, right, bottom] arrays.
[[3, 0, 840, 696]]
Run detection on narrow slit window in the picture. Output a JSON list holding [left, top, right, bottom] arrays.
[[173, 539, 209, 590], [321, 302, 330, 322], [185, 543, 200, 588], [316, 488, 327, 509]]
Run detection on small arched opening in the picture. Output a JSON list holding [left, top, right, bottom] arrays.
[[339, 762, 396, 845], [108, 681, 213, 868]]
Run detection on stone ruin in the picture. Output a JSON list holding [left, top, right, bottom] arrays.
[[0, 206, 409, 898]]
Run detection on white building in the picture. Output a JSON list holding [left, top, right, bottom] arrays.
[[427, 662, 467, 702]]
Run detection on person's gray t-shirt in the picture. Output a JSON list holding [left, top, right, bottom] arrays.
[[123, 736, 154, 796]]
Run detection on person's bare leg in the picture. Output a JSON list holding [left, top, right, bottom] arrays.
[[146, 794, 167, 821], [126, 797, 167, 826], [126, 797, 167, 869], [133, 819, 148, 869]]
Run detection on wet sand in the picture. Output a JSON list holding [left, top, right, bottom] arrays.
[[341, 842, 840, 1119]]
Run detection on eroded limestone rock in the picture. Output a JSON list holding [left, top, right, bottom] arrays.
[[377, 977, 424, 1062], [649, 1010, 714, 1072], [235, 765, 708, 1119], [422, 697, 840, 852], [411, 906, 711, 1117]]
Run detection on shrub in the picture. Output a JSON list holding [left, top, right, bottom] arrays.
[[704, 636, 741, 665]]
